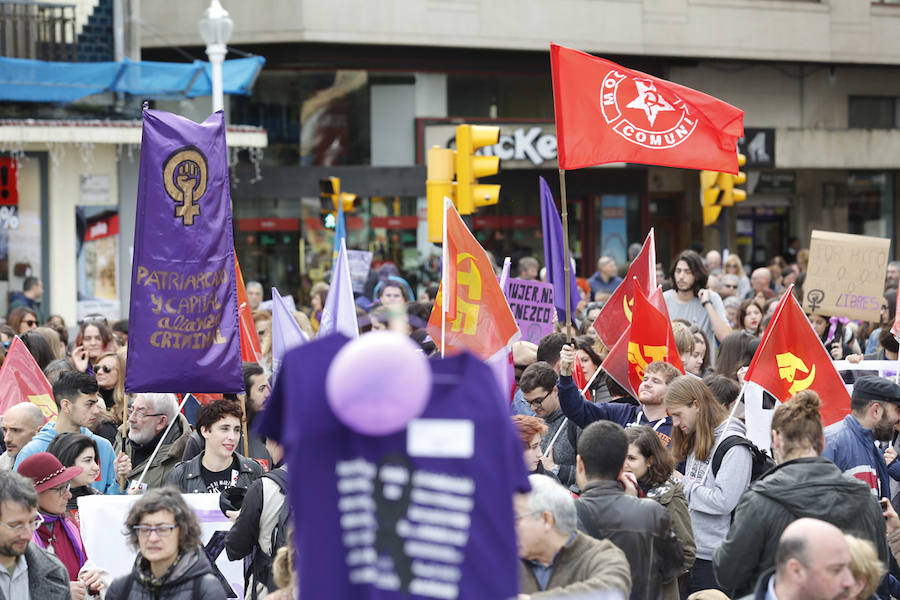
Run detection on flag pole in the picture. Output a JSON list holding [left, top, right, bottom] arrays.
[[441, 197, 449, 358], [558, 169, 573, 342], [240, 394, 250, 458], [119, 398, 129, 492]]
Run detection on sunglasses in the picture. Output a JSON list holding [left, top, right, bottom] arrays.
[[93, 364, 115, 373], [80, 316, 108, 326], [23, 319, 37, 327]]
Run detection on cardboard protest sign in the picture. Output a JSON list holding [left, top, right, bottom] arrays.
[[79, 494, 246, 598], [504, 277, 555, 344], [803, 230, 890, 322]]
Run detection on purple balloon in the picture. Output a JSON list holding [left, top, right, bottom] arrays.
[[326, 331, 432, 435]]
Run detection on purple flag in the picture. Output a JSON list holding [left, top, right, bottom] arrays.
[[125, 109, 242, 393], [540, 176, 579, 323]]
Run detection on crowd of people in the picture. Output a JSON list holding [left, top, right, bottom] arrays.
[[0, 237, 897, 600]]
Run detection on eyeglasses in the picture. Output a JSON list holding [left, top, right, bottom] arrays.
[[130, 407, 164, 419], [48, 483, 71, 497], [93, 364, 115, 373], [0, 513, 44, 533], [515, 510, 541, 521], [525, 388, 555, 408], [133, 524, 177, 538], [23, 319, 37, 327]]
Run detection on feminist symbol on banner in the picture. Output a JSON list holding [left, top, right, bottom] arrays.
[[806, 289, 825, 312], [776, 352, 816, 394], [163, 146, 208, 226]]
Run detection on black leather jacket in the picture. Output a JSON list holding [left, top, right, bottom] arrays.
[[166, 451, 264, 494], [576, 480, 684, 600]]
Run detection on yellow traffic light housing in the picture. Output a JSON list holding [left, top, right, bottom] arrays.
[[701, 170, 723, 226], [731, 153, 747, 204], [455, 124, 501, 215], [319, 176, 357, 213], [426, 146, 456, 243]]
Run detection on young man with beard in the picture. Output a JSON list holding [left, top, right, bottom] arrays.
[[167, 399, 263, 494], [823, 375, 900, 497], [663, 250, 731, 365], [557, 344, 680, 447]]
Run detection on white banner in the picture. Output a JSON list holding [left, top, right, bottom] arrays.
[[78, 493, 245, 599]]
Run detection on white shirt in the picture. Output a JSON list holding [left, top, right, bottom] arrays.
[[0, 553, 29, 600]]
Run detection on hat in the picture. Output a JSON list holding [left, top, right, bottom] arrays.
[[17, 452, 82, 493], [852, 375, 900, 404]]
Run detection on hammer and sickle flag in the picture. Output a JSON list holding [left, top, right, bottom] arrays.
[[600, 282, 684, 399], [0, 337, 56, 422], [745, 284, 850, 426], [427, 198, 520, 359], [593, 229, 657, 349]]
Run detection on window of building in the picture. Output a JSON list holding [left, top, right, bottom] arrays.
[[848, 96, 896, 129]]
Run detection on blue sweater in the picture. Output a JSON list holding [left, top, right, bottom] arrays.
[[14, 422, 122, 495]]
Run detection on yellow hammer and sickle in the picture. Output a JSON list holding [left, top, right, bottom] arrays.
[[623, 295, 635, 322], [776, 352, 817, 394], [627, 343, 668, 379], [450, 253, 483, 336]]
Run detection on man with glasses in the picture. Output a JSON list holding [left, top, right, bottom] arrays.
[[17, 452, 108, 599], [14, 372, 125, 495], [0, 470, 69, 599], [519, 362, 579, 487], [114, 393, 192, 492], [516, 474, 630, 599]]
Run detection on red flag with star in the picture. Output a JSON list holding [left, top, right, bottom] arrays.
[[593, 229, 656, 349], [601, 285, 684, 398], [550, 44, 744, 173], [745, 285, 849, 426], [427, 201, 520, 359]]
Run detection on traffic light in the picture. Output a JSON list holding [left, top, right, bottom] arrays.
[[701, 170, 723, 226], [732, 153, 747, 204], [455, 124, 500, 215], [319, 176, 357, 214], [426, 146, 455, 243]]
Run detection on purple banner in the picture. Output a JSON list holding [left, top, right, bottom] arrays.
[[125, 109, 242, 393], [504, 277, 555, 344]]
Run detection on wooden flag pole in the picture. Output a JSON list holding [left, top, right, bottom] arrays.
[[240, 394, 250, 458], [118, 397, 128, 492], [558, 169, 573, 342]]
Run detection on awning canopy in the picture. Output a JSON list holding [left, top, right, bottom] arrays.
[[0, 56, 265, 103]]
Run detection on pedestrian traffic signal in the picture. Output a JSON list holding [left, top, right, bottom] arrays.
[[701, 169, 723, 226], [319, 176, 357, 213], [426, 146, 456, 243], [455, 124, 500, 215]]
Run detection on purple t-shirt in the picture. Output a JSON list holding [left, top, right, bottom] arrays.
[[257, 334, 530, 600]]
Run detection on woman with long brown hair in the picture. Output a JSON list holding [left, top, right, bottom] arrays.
[[663, 376, 752, 595]]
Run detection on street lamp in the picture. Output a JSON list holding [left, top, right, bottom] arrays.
[[198, 0, 233, 113]]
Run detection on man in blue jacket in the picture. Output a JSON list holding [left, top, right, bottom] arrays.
[[14, 371, 125, 495], [823, 375, 900, 498]]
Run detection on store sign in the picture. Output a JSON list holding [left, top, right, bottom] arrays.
[[423, 123, 558, 168], [755, 172, 796, 195]]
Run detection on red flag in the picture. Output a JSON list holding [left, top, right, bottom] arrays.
[[745, 285, 850, 426], [234, 252, 263, 364], [427, 202, 520, 359], [601, 286, 684, 398], [572, 353, 589, 399], [0, 337, 56, 421], [593, 229, 656, 348], [550, 44, 744, 173]]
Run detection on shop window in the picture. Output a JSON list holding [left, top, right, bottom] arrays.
[[848, 96, 896, 129]]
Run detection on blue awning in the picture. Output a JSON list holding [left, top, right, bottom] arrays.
[[0, 56, 265, 103]]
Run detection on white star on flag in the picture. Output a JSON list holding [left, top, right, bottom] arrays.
[[626, 80, 675, 127]]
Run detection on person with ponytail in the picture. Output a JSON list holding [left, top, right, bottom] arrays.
[[713, 390, 887, 598]]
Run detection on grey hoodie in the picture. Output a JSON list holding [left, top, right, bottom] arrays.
[[681, 418, 752, 560]]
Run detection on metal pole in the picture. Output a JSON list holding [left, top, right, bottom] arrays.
[[558, 168, 572, 342], [206, 42, 226, 113]]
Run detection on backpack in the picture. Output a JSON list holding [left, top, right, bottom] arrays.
[[264, 467, 291, 555], [711, 435, 776, 482], [246, 467, 291, 600]]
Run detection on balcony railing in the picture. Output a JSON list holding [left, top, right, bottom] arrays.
[[0, 1, 77, 62]]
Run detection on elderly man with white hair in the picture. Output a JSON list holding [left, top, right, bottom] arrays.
[[114, 393, 192, 491], [516, 474, 631, 599]]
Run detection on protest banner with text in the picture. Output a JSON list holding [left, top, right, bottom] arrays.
[[504, 277, 555, 344]]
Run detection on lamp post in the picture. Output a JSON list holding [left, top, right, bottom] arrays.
[[198, 0, 233, 113]]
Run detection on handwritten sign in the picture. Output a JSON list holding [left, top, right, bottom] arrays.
[[504, 278, 554, 344], [804, 230, 890, 322]]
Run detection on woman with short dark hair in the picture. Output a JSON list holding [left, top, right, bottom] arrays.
[[106, 487, 222, 599]]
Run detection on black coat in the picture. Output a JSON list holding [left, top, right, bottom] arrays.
[[106, 549, 223, 600], [713, 456, 887, 597], [576, 480, 684, 600]]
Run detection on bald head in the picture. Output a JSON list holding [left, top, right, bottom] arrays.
[[751, 267, 772, 292], [774, 518, 854, 600], [706, 250, 722, 271], [2, 402, 44, 457]]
